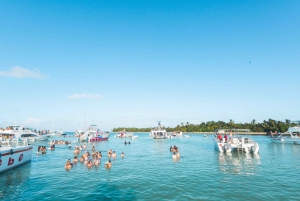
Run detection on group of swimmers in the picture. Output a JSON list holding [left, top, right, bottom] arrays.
[[65, 145, 125, 170], [37, 146, 47, 154], [170, 145, 180, 159]]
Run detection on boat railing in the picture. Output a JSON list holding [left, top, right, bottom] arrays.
[[2, 138, 28, 147]]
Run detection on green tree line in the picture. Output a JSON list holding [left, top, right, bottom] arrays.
[[112, 119, 296, 133]]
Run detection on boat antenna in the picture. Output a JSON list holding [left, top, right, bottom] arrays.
[[84, 110, 86, 130]]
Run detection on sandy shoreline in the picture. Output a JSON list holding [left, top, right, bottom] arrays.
[[129, 132, 267, 135], [183, 132, 267, 135]]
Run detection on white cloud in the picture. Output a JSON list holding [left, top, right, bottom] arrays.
[[68, 93, 101, 99], [0, 66, 47, 79], [22, 118, 43, 127]]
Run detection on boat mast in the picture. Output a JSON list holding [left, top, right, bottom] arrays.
[[84, 110, 86, 130]]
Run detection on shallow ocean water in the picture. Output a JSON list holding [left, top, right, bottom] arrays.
[[1, 133, 300, 201]]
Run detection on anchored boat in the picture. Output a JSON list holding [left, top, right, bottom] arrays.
[[114, 130, 133, 138], [0, 139, 33, 174], [213, 129, 259, 154], [170, 131, 183, 138], [149, 121, 171, 139], [271, 121, 300, 144], [0, 125, 49, 143], [79, 125, 110, 142]]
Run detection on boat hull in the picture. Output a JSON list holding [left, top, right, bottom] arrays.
[[214, 138, 259, 154], [90, 137, 109, 142], [271, 138, 300, 144], [0, 145, 33, 174]]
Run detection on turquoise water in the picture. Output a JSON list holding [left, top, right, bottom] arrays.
[[1, 133, 300, 201]]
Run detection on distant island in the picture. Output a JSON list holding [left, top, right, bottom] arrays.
[[112, 119, 295, 133]]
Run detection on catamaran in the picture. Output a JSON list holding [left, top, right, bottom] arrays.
[[213, 129, 259, 154]]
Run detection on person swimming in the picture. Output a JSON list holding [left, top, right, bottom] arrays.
[[65, 160, 73, 169], [73, 156, 78, 163], [87, 160, 93, 168], [105, 160, 112, 169], [121, 152, 125, 157], [172, 152, 177, 159], [74, 147, 80, 154], [94, 157, 100, 165], [80, 155, 84, 162], [112, 151, 117, 158], [84, 157, 89, 165], [107, 149, 112, 157]]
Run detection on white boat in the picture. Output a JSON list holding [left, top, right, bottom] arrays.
[[114, 130, 133, 138], [0, 139, 33, 173], [49, 130, 57, 136], [0, 125, 49, 142], [184, 134, 191, 138], [79, 125, 110, 142], [213, 129, 259, 154], [49, 119, 57, 136], [271, 121, 300, 144], [149, 121, 171, 139], [170, 131, 183, 138], [57, 129, 66, 136], [204, 134, 207, 137], [131, 135, 138, 139], [74, 129, 85, 137]]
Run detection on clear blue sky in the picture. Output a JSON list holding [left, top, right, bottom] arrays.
[[0, 1, 299, 131]]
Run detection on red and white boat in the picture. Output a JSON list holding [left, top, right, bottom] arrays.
[[79, 125, 110, 142], [0, 140, 33, 173], [89, 131, 110, 142]]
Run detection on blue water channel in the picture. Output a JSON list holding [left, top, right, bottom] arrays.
[[0, 133, 300, 201]]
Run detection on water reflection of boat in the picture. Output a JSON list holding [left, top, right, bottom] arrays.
[[0, 166, 31, 199], [218, 152, 260, 175]]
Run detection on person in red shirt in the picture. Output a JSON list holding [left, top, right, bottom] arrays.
[[217, 133, 222, 141], [224, 134, 228, 142]]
